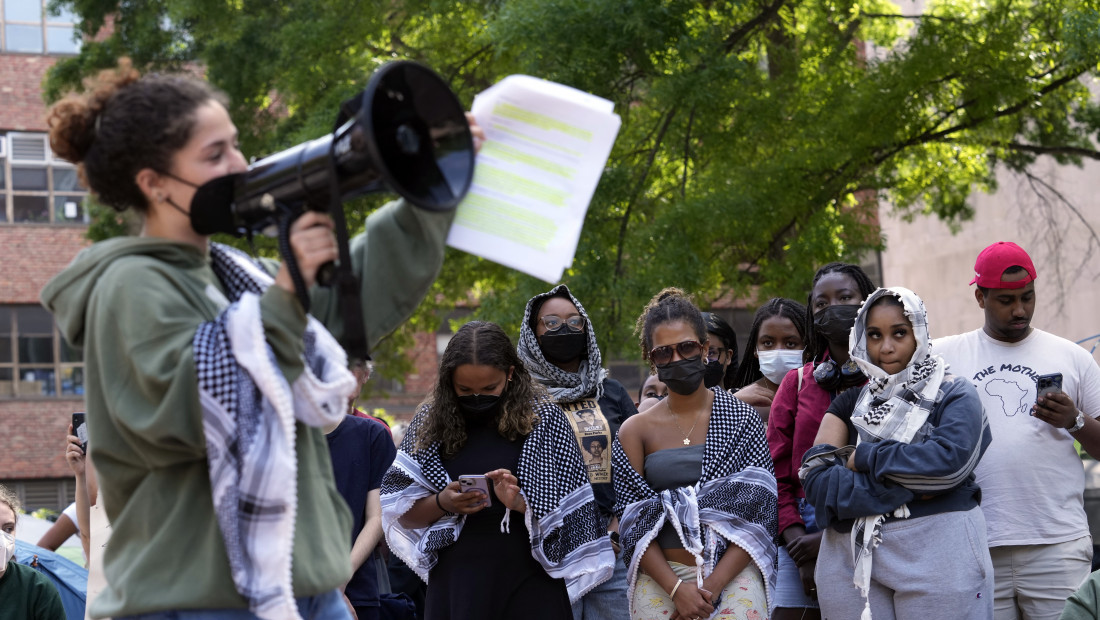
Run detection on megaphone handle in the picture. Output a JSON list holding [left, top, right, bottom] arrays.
[[316, 261, 337, 287], [277, 214, 313, 313], [324, 136, 370, 362]]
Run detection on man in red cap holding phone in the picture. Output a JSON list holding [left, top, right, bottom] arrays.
[[934, 241, 1100, 620]]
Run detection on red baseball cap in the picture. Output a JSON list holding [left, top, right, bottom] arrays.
[[969, 241, 1037, 289]]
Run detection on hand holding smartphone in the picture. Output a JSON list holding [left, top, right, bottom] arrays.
[[458, 474, 492, 508], [72, 412, 88, 455], [1036, 373, 1063, 402]]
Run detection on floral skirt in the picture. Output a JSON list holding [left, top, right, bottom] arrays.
[[632, 560, 768, 619]]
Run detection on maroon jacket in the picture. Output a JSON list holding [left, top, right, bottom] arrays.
[[767, 357, 857, 535]]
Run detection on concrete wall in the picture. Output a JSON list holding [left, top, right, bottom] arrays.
[[879, 157, 1100, 353]]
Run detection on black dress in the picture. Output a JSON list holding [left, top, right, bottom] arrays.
[[425, 416, 572, 620]]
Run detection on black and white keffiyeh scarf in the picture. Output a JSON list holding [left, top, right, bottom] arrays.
[[816, 286, 944, 620], [379, 397, 615, 602], [613, 389, 778, 616], [194, 243, 354, 620], [517, 284, 608, 403]]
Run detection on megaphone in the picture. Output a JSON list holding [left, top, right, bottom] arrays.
[[189, 60, 474, 236], [188, 61, 475, 362]]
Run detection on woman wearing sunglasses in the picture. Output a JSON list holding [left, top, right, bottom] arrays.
[[614, 288, 777, 620], [517, 284, 637, 620]]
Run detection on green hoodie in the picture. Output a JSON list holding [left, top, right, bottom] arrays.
[[41, 199, 453, 617]]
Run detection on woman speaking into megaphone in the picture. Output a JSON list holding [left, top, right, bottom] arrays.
[[42, 59, 482, 620]]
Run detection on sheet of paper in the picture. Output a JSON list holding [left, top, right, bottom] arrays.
[[446, 75, 622, 282]]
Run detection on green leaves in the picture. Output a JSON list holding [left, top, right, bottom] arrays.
[[45, 0, 1100, 362]]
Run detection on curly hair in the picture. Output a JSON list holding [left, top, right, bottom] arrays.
[[0, 484, 20, 529], [803, 262, 877, 364], [731, 297, 808, 389], [634, 287, 707, 368], [415, 321, 546, 459], [46, 58, 229, 213]]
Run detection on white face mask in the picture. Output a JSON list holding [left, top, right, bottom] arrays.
[[758, 349, 805, 385], [0, 531, 14, 576]]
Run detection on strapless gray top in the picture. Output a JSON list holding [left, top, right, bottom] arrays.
[[643, 445, 704, 549], [644, 444, 704, 491]]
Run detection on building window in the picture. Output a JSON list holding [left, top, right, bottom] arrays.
[[0, 133, 88, 224], [1, 0, 80, 54], [0, 305, 84, 398], [2, 478, 76, 513]]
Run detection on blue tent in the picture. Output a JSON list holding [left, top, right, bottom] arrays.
[[15, 539, 87, 620]]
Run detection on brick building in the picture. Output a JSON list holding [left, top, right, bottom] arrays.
[[0, 1, 890, 514], [0, 3, 453, 512], [1, 1, 90, 511]]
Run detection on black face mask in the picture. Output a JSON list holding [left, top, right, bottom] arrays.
[[814, 305, 860, 345], [656, 357, 707, 395], [155, 169, 200, 220], [539, 327, 587, 365], [457, 393, 502, 424], [703, 360, 725, 389]]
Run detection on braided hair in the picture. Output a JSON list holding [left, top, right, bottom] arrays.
[[803, 262, 877, 364], [635, 288, 707, 369], [732, 297, 808, 389]]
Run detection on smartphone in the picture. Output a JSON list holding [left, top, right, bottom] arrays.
[[1036, 373, 1063, 401], [457, 474, 492, 508], [72, 412, 88, 455]]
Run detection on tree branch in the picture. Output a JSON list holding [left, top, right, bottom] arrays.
[[446, 44, 493, 83], [743, 68, 1089, 271], [723, 0, 790, 55], [1021, 170, 1100, 260], [681, 105, 696, 198], [989, 140, 1100, 161], [861, 13, 962, 22], [614, 106, 680, 279], [869, 65, 1090, 168]]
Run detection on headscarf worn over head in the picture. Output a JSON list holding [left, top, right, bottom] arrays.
[[518, 284, 608, 403], [840, 286, 946, 620], [613, 389, 778, 616]]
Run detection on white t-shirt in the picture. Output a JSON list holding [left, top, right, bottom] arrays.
[[933, 328, 1100, 547]]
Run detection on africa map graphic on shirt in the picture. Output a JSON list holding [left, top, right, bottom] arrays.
[[965, 362, 1043, 418], [984, 379, 1029, 417]]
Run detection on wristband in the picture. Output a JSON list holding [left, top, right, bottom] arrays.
[[435, 491, 445, 512], [669, 578, 683, 600]]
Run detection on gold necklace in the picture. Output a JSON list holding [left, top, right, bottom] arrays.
[[666, 401, 704, 445]]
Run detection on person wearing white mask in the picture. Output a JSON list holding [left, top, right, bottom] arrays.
[[0, 484, 66, 620], [767, 263, 877, 620], [732, 298, 809, 423]]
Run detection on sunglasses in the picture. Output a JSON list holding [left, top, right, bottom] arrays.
[[540, 314, 586, 331], [649, 340, 704, 367]]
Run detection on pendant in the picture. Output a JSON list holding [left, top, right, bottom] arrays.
[[683, 438, 691, 445]]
